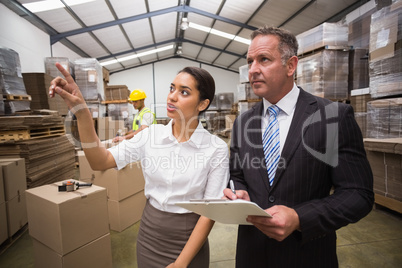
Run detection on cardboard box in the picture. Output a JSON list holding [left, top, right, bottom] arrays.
[[77, 151, 95, 181], [97, 117, 125, 140], [0, 202, 7, 244], [364, 138, 402, 201], [0, 158, 27, 201], [32, 233, 112, 268], [350, 90, 371, 113], [108, 190, 146, 232], [297, 22, 348, 55], [25, 183, 109, 255], [6, 192, 27, 237], [0, 165, 4, 203], [225, 114, 237, 130], [104, 85, 129, 101], [92, 161, 145, 201]]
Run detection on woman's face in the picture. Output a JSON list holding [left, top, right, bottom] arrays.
[[166, 72, 208, 122]]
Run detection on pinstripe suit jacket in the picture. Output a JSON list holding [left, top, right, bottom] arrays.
[[230, 88, 374, 268]]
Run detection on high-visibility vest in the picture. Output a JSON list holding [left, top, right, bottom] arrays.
[[132, 107, 156, 130]]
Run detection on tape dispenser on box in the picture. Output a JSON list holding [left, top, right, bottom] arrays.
[[58, 180, 92, 192]]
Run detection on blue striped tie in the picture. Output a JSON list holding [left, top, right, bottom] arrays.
[[263, 105, 280, 186]]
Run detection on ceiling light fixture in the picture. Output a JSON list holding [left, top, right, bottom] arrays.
[[180, 18, 189, 30], [176, 46, 183, 55], [23, 0, 96, 13], [100, 44, 174, 66], [188, 22, 251, 45]]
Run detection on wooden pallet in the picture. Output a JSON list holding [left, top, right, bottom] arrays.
[[375, 194, 402, 214], [0, 125, 65, 142], [101, 100, 129, 104], [298, 45, 352, 59], [2, 94, 32, 101]]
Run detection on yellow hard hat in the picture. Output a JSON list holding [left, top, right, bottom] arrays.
[[128, 89, 146, 101]]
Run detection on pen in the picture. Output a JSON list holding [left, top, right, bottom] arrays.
[[230, 180, 236, 195]]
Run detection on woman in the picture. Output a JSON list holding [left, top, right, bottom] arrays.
[[49, 63, 229, 267]]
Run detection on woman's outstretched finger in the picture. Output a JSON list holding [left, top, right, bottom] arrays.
[[55, 62, 74, 83]]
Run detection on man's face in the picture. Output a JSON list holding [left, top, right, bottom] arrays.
[[247, 34, 293, 104], [131, 100, 143, 110]]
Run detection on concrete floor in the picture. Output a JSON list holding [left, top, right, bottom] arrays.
[[0, 206, 401, 267]]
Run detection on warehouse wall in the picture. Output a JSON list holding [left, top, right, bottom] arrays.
[[0, 4, 50, 72], [109, 58, 240, 118]]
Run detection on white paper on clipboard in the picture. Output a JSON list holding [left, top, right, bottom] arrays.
[[175, 199, 272, 225]]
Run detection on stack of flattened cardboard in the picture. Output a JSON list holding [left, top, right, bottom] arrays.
[[0, 135, 75, 188], [26, 182, 112, 267]]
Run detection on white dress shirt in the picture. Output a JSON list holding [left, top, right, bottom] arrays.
[[108, 120, 230, 213], [261, 83, 300, 154]]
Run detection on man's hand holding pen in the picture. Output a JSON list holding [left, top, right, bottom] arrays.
[[223, 180, 251, 201], [223, 180, 300, 242]]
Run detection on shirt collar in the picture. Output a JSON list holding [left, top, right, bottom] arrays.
[[262, 83, 300, 116], [163, 119, 205, 148]]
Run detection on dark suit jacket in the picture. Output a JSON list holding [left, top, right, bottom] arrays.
[[230, 88, 374, 268]]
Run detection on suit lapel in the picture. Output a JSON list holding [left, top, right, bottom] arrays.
[[271, 88, 318, 189]]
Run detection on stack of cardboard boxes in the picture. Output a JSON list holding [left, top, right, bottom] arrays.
[[364, 138, 402, 214], [25, 182, 112, 267], [78, 151, 146, 232], [296, 22, 350, 100], [0, 158, 28, 245]]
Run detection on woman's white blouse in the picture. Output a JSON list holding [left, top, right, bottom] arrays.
[[108, 120, 230, 213]]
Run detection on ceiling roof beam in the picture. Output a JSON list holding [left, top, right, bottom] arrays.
[[109, 55, 239, 75], [96, 38, 245, 62], [50, 5, 257, 44]]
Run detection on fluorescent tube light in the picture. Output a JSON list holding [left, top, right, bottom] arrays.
[[100, 45, 174, 66], [23, 0, 96, 13], [188, 22, 250, 45]]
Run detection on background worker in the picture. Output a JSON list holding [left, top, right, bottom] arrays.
[[114, 89, 156, 142]]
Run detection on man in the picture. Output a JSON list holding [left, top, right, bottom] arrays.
[[113, 89, 156, 141], [223, 26, 374, 267]]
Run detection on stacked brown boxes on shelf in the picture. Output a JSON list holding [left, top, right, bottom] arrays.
[[0, 158, 27, 244], [0, 47, 31, 115], [77, 151, 146, 232], [296, 22, 350, 100], [237, 65, 261, 115], [97, 117, 126, 141], [0, 166, 6, 245], [104, 85, 130, 101], [369, 2, 402, 99], [364, 138, 402, 214], [74, 58, 104, 102], [204, 92, 235, 136], [44, 57, 74, 116], [359, 0, 402, 214], [102, 67, 132, 134], [22, 73, 53, 111], [347, 3, 375, 138], [25, 182, 112, 267]]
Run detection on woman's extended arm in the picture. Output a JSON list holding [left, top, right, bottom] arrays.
[[49, 62, 117, 170]]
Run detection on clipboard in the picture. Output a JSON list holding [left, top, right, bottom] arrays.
[[175, 199, 272, 225]]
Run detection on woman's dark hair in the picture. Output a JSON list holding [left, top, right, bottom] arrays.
[[178, 66, 215, 111]]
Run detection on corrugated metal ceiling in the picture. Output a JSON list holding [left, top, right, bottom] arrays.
[[2, 0, 370, 74]]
